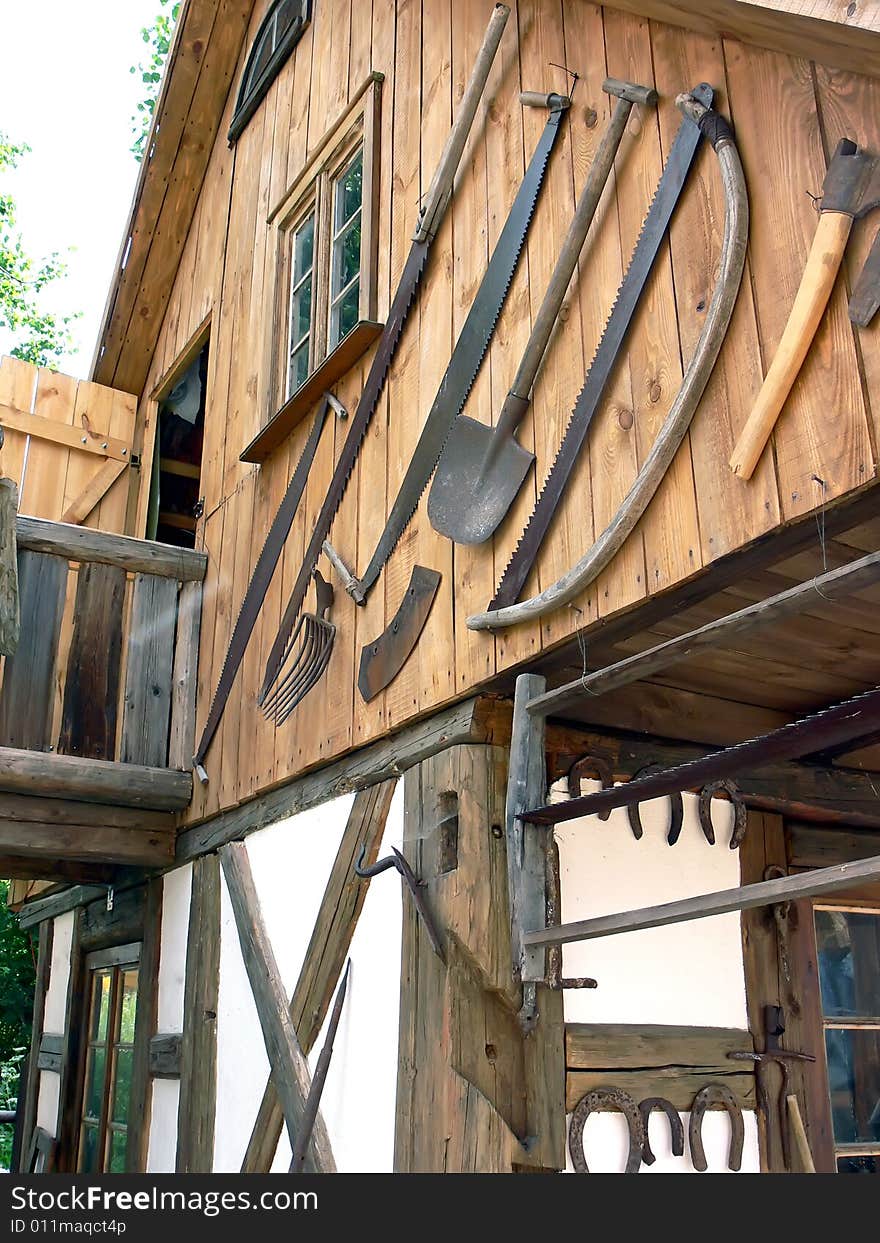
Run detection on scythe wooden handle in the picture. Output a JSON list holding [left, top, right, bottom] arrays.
[[730, 209, 852, 480]]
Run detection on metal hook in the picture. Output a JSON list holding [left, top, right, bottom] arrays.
[[354, 844, 446, 963]]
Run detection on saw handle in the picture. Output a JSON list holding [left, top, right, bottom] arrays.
[[730, 209, 852, 480]]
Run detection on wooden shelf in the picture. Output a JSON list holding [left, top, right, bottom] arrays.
[[158, 511, 197, 531], [159, 457, 201, 479], [240, 319, 384, 464]]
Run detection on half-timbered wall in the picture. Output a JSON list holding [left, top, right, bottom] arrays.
[[132, 0, 880, 824]]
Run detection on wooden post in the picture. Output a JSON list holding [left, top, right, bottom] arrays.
[[505, 674, 548, 1006], [219, 842, 335, 1174], [168, 580, 203, 770], [0, 477, 19, 655], [177, 855, 220, 1173], [13, 918, 52, 1172]]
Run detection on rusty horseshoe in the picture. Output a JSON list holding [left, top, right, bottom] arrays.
[[689, 1083, 744, 1172], [626, 763, 685, 844], [638, 1097, 684, 1165], [698, 778, 747, 849], [568, 1087, 644, 1174], [568, 753, 615, 821]]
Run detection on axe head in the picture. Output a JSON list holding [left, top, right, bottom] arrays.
[[821, 138, 880, 218]]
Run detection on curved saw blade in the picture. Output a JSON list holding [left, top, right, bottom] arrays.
[[490, 83, 714, 612], [356, 101, 568, 601], [358, 566, 441, 702]]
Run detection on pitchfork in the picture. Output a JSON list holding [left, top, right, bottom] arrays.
[[260, 570, 336, 725]]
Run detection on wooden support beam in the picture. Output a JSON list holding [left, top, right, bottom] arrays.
[[242, 781, 396, 1173], [16, 515, 207, 581], [0, 401, 132, 462], [61, 458, 129, 526], [0, 746, 192, 810], [0, 816, 172, 869], [219, 842, 335, 1174], [524, 855, 880, 951], [523, 687, 880, 826], [0, 476, 19, 656], [13, 918, 52, 1171], [176, 695, 508, 861], [528, 549, 880, 720], [168, 580, 202, 770], [505, 674, 548, 1019], [19, 885, 111, 930], [177, 854, 220, 1173], [0, 857, 124, 885]]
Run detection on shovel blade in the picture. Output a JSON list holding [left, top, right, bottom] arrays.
[[428, 416, 535, 545]]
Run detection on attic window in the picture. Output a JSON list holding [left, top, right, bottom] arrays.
[[228, 0, 312, 144]]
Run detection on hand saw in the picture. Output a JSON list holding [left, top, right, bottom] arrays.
[[193, 392, 343, 770], [487, 82, 714, 615], [258, 3, 511, 707], [323, 92, 570, 609]]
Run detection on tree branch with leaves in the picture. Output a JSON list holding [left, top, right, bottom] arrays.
[[130, 0, 182, 162]]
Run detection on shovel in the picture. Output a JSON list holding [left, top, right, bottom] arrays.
[[428, 77, 657, 545]]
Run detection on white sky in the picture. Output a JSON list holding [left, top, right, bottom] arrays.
[[0, 1, 169, 376]]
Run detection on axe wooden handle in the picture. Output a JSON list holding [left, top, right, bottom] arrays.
[[730, 210, 852, 480]]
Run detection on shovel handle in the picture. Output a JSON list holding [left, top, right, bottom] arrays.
[[415, 4, 509, 241], [730, 209, 852, 480]]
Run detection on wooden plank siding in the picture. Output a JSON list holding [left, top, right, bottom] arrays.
[[121, 0, 880, 826]]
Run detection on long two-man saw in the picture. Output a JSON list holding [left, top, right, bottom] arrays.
[[248, 3, 512, 711], [473, 82, 714, 623], [323, 91, 570, 700]]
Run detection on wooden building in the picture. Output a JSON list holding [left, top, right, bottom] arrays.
[[4, 0, 880, 1174]]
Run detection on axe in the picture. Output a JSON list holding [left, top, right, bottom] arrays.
[[730, 138, 880, 481]]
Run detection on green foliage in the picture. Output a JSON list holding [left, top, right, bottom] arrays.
[[0, 879, 35, 1171], [0, 136, 78, 367], [130, 1, 182, 161]]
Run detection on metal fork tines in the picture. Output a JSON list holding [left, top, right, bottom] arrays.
[[260, 571, 336, 725]]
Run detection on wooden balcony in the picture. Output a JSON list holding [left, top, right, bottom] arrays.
[[0, 517, 205, 877]]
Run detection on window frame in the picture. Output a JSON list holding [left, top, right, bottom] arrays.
[[255, 73, 382, 452], [812, 900, 880, 1173], [75, 943, 141, 1176], [228, 0, 313, 146]]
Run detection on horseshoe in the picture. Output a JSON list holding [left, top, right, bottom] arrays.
[[627, 763, 685, 844], [568, 753, 615, 821], [568, 1087, 644, 1174], [698, 779, 747, 849], [638, 1097, 684, 1165], [689, 1083, 744, 1172]]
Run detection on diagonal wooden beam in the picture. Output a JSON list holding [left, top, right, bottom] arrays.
[[527, 547, 880, 719], [522, 685, 880, 826], [219, 842, 336, 1174], [523, 855, 880, 951], [61, 458, 129, 525], [241, 780, 397, 1172]]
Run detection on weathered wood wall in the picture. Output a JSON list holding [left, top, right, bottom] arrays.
[[132, 0, 880, 824]]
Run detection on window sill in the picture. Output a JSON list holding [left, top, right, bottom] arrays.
[[240, 319, 384, 464]]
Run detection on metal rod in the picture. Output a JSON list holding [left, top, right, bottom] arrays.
[[521, 684, 880, 825], [522, 854, 880, 950], [290, 960, 351, 1174]]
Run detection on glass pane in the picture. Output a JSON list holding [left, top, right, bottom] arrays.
[[335, 150, 363, 231], [290, 276, 313, 347], [78, 1122, 100, 1174], [292, 215, 314, 284], [246, 22, 276, 91], [118, 970, 139, 1044], [330, 280, 360, 348], [331, 214, 362, 298], [837, 1154, 880, 1174], [824, 1027, 880, 1144], [84, 1046, 107, 1119], [816, 910, 880, 1018], [288, 340, 310, 397], [108, 1129, 128, 1174], [111, 1048, 134, 1125], [89, 972, 111, 1042]]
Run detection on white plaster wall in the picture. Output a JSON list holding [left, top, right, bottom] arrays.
[[42, 911, 74, 1034], [555, 778, 760, 1173], [213, 793, 356, 1172], [273, 781, 404, 1172], [34, 910, 76, 1139], [145, 865, 194, 1173], [157, 864, 193, 1031], [146, 1080, 181, 1173]]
